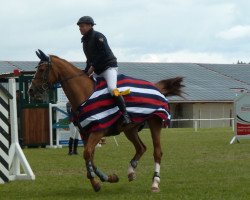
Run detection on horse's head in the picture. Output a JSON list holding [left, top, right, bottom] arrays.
[[28, 49, 58, 99]]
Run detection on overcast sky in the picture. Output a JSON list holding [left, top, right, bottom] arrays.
[[1, 0, 250, 63]]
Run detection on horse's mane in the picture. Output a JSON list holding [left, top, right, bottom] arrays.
[[50, 55, 82, 71]]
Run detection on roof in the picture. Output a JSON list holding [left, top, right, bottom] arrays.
[[1, 60, 250, 102], [198, 63, 250, 85]]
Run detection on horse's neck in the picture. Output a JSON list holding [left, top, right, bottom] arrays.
[[54, 59, 94, 112], [61, 75, 94, 112]]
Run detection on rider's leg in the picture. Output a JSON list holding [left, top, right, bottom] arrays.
[[102, 67, 131, 124], [113, 94, 131, 124]]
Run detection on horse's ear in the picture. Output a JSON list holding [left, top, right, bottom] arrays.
[[36, 50, 42, 60], [38, 49, 49, 62]]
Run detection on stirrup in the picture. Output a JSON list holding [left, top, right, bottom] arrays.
[[113, 88, 131, 97]]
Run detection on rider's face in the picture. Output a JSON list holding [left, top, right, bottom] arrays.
[[79, 24, 93, 35]]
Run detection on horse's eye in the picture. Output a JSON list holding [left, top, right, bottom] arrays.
[[38, 67, 45, 72]]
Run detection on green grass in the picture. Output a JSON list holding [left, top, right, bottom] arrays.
[[1, 128, 250, 200]]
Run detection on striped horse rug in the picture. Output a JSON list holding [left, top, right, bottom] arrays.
[[73, 74, 171, 135]]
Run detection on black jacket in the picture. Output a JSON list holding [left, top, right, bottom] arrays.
[[82, 29, 117, 75]]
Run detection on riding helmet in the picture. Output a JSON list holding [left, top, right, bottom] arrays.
[[77, 16, 96, 25]]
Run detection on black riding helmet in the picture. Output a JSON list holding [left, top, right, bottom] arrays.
[[77, 16, 96, 26]]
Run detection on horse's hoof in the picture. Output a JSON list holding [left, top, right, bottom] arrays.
[[93, 182, 101, 192], [151, 186, 160, 193], [128, 172, 136, 182], [108, 174, 119, 183]]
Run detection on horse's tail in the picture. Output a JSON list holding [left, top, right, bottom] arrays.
[[155, 77, 185, 97]]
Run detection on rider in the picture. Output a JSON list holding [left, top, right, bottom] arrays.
[[77, 16, 131, 124]]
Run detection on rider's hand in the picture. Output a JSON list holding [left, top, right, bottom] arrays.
[[87, 66, 94, 76]]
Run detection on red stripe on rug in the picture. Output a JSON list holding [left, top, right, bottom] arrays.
[[82, 99, 115, 113], [118, 78, 154, 86], [88, 114, 121, 133], [96, 77, 154, 90], [131, 117, 147, 123], [153, 112, 169, 120], [124, 96, 169, 110], [132, 112, 170, 125], [95, 79, 107, 90]]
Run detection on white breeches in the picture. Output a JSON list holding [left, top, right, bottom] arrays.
[[93, 67, 118, 94], [69, 122, 80, 139]]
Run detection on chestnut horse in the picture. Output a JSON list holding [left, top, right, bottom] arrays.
[[28, 50, 184, 192]]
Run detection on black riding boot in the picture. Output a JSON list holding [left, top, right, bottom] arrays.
[[73, 139, 79, 155], [68, 137, 73, 155], [114, 95, 131, 124]]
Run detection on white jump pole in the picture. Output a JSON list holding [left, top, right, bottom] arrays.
[[48, 103, 53, 147]]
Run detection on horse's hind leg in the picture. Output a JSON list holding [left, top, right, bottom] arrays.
[[147, 116, 163, 193], [124, 126, 147, 182]]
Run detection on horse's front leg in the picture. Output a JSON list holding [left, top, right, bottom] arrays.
[[91, 150, 119, 183], [83, 131, 105, 192]]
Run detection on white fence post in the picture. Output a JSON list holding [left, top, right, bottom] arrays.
[[194, 120, 198, 132], [48, 103, 53, 147]]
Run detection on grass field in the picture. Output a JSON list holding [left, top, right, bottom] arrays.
[[1, 128, 250, 200]]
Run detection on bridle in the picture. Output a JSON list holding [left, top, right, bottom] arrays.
[[33, 56, 85, 94], [32, 60, 52, 93]]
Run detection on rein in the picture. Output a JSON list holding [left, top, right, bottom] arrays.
[[60, 72, 85, 83]]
